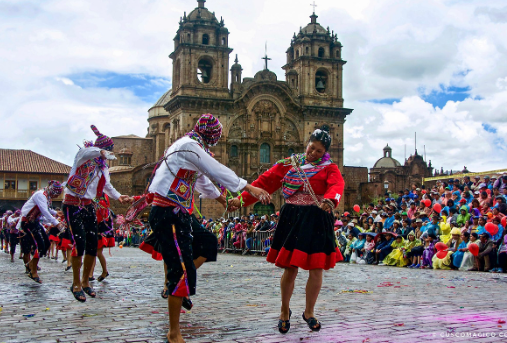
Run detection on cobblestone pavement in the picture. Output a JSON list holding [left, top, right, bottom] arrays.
[[1, 248, 507, 343]]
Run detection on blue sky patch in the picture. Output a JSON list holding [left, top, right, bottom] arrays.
[[420, 85, 471, 109], [482, 123, 497, 134], [367, 98, 400, 105], [67, 72, 171, 103]]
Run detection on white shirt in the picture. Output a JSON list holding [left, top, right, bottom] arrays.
[[17, 190, 58, 228], [149, 136, 247, 200], [64, 147, 121, 200]]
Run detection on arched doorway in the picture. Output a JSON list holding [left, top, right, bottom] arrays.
[[253, 202, 275, 216]]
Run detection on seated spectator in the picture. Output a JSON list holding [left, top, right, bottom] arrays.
[[359, 233, 376, 264], [471, 232, 495, 271], [391, 220, 402, 236], [453, 231, 470, 269], [336, 229, 347, 257], [406, 231, 423, 268], [383, 234, 407, 267], [456, 205, 470, 227], [350, 232, 366, 263], [495, 230, 507, 273], [400, 220, 411, 238], [375, 232, 395, 265], [433, 228, 461, 270], [421, 234, 437, 269], [343, 233, 357, 262]]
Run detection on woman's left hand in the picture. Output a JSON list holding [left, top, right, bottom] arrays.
[[320, 202, 332, 213]]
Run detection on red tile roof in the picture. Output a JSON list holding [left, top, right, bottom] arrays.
[[0, 149, 71, 174]]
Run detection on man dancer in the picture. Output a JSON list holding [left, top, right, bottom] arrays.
[[147, 113, 270, 343], [19, 181, 65, 283], [63, 125, 130, 302]]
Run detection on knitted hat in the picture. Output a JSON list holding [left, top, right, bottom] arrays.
[[47, 180, 63, 198], [194, 114, 223, 146], [450, 228, 461, 235], [91, 125, 114, 150]]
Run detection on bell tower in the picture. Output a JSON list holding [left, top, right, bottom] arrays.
[[282, 11, 346, 108], [169, 0, 233, 99]]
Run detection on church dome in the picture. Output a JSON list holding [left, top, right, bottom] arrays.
[[186, 1, 219, 24], [302, 14, 327, 35], [373, 144, 401, 168]]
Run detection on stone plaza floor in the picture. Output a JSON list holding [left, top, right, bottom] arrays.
[[1, 247, 507, 343]]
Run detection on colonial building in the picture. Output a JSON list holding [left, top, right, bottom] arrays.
[[0, 149, 70, 212], [342, 145, 434, 208], [109, 0, 353, 217]]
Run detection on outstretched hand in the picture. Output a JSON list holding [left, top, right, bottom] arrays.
[[245, 185, 271, 204], [118, 195, 132, 204]]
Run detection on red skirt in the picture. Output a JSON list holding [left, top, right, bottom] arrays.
[[49, 235, 60, 243], [58, 238, 73, 251], [266, 203, 343, 270], [139, 241, 163, 261], [98, 237, 116, 249]]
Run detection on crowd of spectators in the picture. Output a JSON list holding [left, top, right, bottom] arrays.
[[337, 174, 507, 272]]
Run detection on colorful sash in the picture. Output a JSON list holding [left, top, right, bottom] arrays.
[[280, 153, 331, 199]]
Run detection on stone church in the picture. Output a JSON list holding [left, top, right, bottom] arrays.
[[108, 0, 353, 218]]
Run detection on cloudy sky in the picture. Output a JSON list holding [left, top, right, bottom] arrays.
[[1, 0, 506, 173]]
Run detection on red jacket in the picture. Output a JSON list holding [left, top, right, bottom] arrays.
[[241, 162, 345, 208]]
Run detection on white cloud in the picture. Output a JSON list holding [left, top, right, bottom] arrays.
[[0, 0, 506, 174]]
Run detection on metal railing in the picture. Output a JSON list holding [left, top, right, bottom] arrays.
[[220, 230, 273, 254]]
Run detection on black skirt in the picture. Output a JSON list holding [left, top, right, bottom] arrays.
[[266, 204, 343, 270]]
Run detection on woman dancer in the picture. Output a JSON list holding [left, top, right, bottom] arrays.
[[19, 181, 65, 283], [146, 113, 269, 343], [89, 194, 115, 282], [62, 125, 130, 302], [48, 217, 61, 260], [230, 126, 345, 333]]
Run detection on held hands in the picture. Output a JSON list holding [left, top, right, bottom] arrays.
[[118, 195, 132, 204], [227, 198, 241, 212]]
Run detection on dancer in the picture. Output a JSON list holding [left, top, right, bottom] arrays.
[[19, 181, 65, 283], [48, 214, 61, 260], [7, 210, 21, 262], [2, 211, 12, 254], [89, 194, 115, 282], [63, 125, 130, 302], [230, 126, 345, 334], [146, 113, 269, 343]]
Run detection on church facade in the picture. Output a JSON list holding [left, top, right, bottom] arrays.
[[108, 0, 353, 218]]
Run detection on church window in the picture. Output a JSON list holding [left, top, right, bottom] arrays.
[[221, 37, 226, 46], [187, 33, 190, 42], [174, 60, 181, 88], [235, 75, 239, 82], [318, 47, 325, 58], [336, 50, 340, 58], [296, 50, 300, 58], [119, 155, 132, 166], [315, 69, 328, 93], [260, 143, 270, 163], [305, 47, 309, 55], [288, 148, 295, 156], [202, 34, 209, 45], [197, 58, 212, 83], [291, 78, 294, 87], [230, 145, 238, 157]]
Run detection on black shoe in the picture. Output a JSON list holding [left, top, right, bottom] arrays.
[[302, 312, 321, 331], [278, 309, 292, 334], [182, 297, 193, 311], [28, 271, 42, 284], [88, 277, 95, 282], [70, 284, 86, 302], [82, 287, 96, 298], [97, 272, 109, 282]]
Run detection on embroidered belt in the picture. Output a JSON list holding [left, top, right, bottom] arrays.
[[285, 193, 324, 206], [63, 194, 92, 206], [153, 194, 185, 210]]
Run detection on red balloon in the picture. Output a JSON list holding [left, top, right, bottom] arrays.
[[353, 204, 360, 213], [435, 242, 448, 251], [485, 222, 499, 236], [425, 199, 432, 207], [436, 250, 448, 259], [502, 217, 506, 228], [468, 243, 479, 257], [433, 203, 442, 214]]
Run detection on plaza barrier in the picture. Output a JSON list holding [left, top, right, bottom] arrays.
[[221, 230, 273, 254]]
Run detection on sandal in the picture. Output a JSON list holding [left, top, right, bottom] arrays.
[[182, 297, 193, 311], [302, 312, 321, 331], [97, 272, 109, 282], [70, 284, 86, 302], [88, 277, 96, 282], [161, 288, 169, 299], [24, 263, 30, 274], [62, 259, 67, 263], [82, 287, 96, 298], [65, 266, 72, 271], [28, 271, 42, 284], [278, 309, 292, 334]]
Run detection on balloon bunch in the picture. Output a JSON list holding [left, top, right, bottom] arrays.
[[435, 242, 448, 259]]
